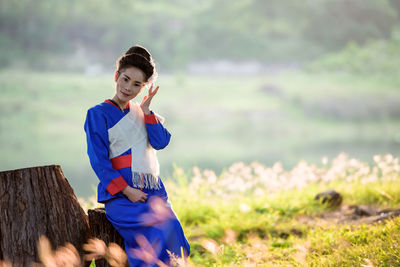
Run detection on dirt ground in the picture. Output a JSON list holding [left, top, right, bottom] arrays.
[[298, 204, 400, 226]]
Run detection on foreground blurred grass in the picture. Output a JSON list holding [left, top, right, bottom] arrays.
[[0, 70, 400, 197], [80, 154, 400, 266]]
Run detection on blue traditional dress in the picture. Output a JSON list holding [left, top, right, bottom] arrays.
[[84, 99, 190, 266]]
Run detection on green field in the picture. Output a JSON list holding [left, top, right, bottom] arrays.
[[0, 70, 399, 197]]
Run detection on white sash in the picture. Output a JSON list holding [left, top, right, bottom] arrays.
[[107, 101, 162, 189]]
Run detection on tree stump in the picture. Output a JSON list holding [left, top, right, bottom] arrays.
[[87, 208, 126, 267], [0, 165, 90, 266]]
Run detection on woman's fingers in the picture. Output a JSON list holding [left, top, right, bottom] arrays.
[[140, 95, 148, 106], [140, 85, 159, 114], [141, 86, 158, 103], [134, 196, 146, 203], [140, 192, 147, 202], [127, 188, 148, 203], [145, 86, 159, 104], [147, 83, 154, 96], [148, 85, 159, 97], [151, 86, 159, 97]]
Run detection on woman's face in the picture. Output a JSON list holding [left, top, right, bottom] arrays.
[[114, 66, 147, 104]]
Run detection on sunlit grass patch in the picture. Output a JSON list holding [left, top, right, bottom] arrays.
[[162, 153, 400, 266], [306, 216, 400, 266]]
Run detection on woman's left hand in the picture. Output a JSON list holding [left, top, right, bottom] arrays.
[[140, 84, 159, 115]]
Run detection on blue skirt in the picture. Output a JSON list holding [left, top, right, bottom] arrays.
[[104, 180, 190, 267]]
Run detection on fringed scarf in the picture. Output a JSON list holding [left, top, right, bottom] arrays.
[[107, 101, 163, 189]]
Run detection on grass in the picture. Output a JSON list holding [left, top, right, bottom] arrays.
[[164, 155, 400, 266]]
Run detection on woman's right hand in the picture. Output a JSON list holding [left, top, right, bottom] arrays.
[[121, 186, 148, 203]]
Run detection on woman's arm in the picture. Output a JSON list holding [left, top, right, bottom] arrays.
[[85, 108, 148, 202], [84, 108, 129, 195], [144, 112, 171, 150]]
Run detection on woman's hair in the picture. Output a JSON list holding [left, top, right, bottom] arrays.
[[116, 45, 158, 82]]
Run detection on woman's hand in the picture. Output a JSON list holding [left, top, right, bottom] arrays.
[[140, 84, 159, 115], [121, 186, 148, 203]]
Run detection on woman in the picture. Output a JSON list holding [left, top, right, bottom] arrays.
[[84, 45, 190, 266]]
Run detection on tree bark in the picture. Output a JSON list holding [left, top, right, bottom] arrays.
[[0, 165, 90, 266], [87, 208, 126, 267]]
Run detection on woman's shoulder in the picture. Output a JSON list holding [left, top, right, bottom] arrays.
[[87, 100, 114, 115], [85, 101, 111, 125], [84, 101, 113, 132], [85, 100, 124, 129]]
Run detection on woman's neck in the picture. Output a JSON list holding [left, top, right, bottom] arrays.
[[111, 96, 128, 110]]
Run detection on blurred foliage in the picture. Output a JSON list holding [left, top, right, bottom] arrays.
[[304, 0, 397, 50], [307, 29, 400, 75], [0, 0, 399, 70]]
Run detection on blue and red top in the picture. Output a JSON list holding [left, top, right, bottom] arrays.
[[84, 99, 171, 203]]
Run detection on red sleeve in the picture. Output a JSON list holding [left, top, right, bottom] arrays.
[[145, 111, 171, 150], [144, 112, 159, 124], [106, 177, 128, 196]]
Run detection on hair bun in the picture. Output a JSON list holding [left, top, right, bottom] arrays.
[[125, 45, 152, 63], [116, 45, 158, 82]]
